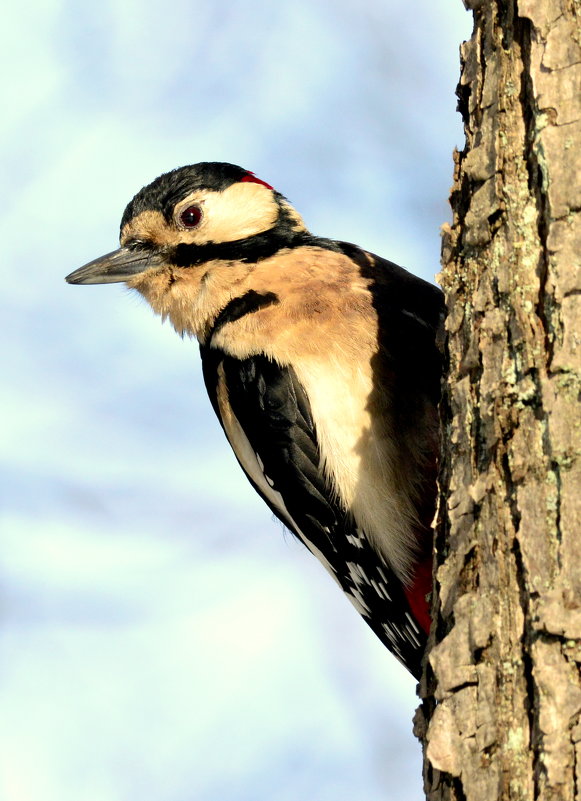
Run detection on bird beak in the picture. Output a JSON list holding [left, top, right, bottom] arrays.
[[65, 247, 162, 285]]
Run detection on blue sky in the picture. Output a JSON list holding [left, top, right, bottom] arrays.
[[1, 2, 471, 799]]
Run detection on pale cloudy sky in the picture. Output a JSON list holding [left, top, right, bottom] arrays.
[[1, 2, 471, 800]]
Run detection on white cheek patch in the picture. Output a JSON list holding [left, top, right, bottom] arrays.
[[174, 183, 279, 245]]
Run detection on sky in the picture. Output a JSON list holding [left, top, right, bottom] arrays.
[[1, 2, 472, 800]]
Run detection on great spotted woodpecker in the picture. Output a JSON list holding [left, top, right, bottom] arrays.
[[66, 162, 443, 679]]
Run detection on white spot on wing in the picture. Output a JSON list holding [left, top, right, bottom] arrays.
[[345, 589, 371, 616], [377, 566, 390, 585], [346, 561, 367, 586], [371, 578, 391, 601], [403, 625, 421, 648], [382, 621, 399, 644], [405, 612, 420, 634]]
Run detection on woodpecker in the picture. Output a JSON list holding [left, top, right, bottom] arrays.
[[66, 162, 443, 679]]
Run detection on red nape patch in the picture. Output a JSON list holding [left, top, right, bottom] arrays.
[[240, 172, 274, 190], [404, 556, 433, 635]]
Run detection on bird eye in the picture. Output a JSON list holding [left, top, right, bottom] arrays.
[[179, 205, 203, 228]]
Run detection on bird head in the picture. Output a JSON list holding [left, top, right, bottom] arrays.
[[65, 162, 309, 337]]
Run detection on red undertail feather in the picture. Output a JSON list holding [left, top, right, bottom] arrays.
[[404, 556, 432, 635]]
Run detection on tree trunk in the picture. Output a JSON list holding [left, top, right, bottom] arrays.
[[415, 1, 581, 799]]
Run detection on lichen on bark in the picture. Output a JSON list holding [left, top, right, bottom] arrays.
[[417, 1, 581, 799]]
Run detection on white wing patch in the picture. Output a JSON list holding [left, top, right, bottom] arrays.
[[215, 366, 340, 585]]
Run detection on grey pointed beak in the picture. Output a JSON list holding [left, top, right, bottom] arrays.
[[65, 247, 162, 285]]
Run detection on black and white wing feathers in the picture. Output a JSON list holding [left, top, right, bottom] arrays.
[[200, 346, 426, 678]]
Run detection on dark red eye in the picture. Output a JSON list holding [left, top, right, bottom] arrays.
[[179, 205, 202, 227]]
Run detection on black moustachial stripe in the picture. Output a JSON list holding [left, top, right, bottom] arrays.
[[170, 229, 306, 267], [207, 290, 280, 342], [169, 203, 311, 267]]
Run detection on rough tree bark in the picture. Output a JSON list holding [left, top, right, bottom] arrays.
[[415, 1, 581, 800]]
